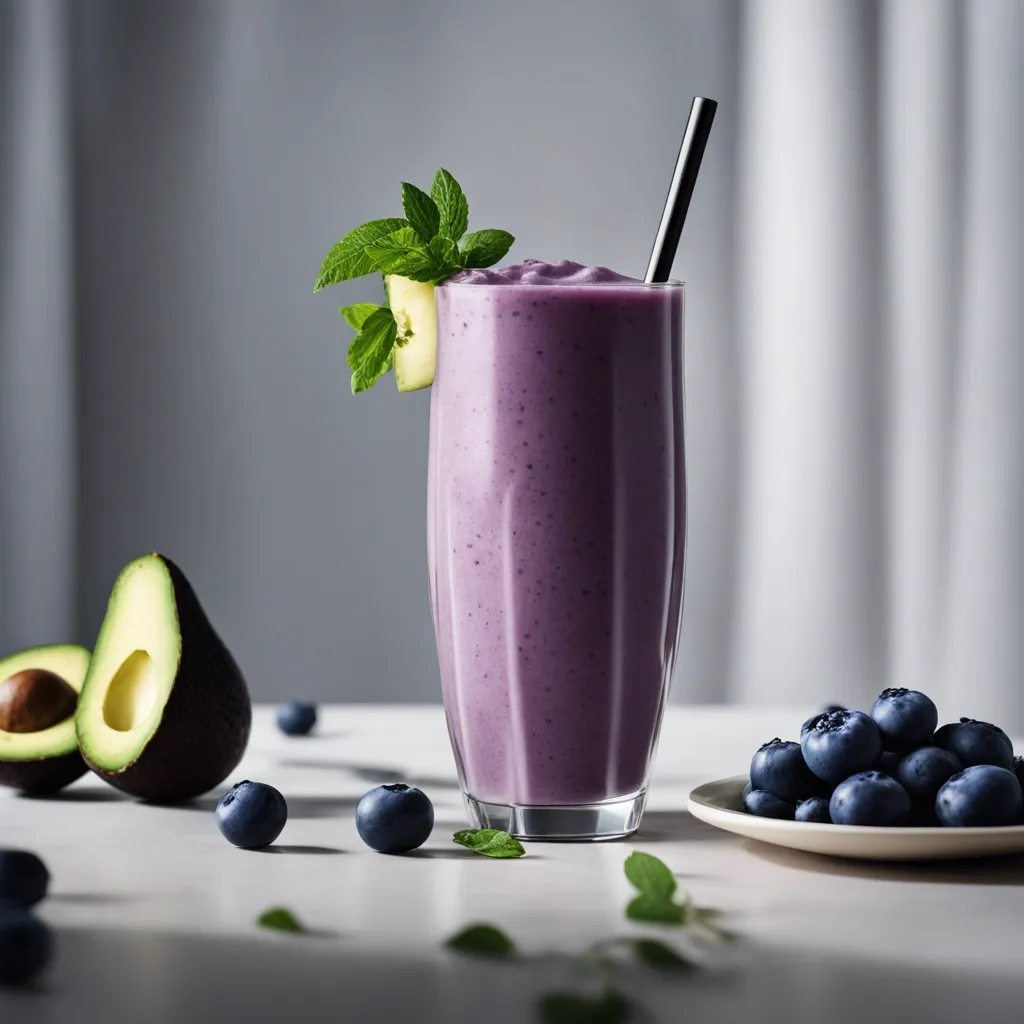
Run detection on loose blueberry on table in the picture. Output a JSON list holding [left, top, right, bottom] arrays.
[[0, 904, 51, 985], [0, 850, 50, 907], [355, 784, 434, 854], [215, 781, 289, 849], [276, 701, 318, 737]]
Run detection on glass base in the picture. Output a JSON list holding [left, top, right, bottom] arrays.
[[463, 791, 647, 842]]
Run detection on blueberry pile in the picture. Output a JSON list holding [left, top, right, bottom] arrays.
[[744, 689, 1024, 827]]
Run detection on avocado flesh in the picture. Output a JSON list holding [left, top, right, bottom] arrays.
[[0, 644, 91, 795], [75, 554, 251, 802], [388, 275, 437, 392]]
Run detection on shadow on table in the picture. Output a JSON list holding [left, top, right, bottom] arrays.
[[277, 758, 460, 792], [744, 839, 1024, 884], [259, 844, 346, 856], [634, 810, 724, 843], [9, 924, 1024, 1024], [173, 794, 362, 819], [19, 787, 128, 804]]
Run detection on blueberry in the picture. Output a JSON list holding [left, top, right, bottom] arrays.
[[1015, 757, 1024, 790], [876, 751, 902, 774], [829, 772, 911, 826], [0, 905, 51, 985], [823, 703, 846, 713], [801, 710, 883, 785], [742, 788, 794, 819], [871, 688, 938, 751], [750, 738, 822, 803], [893, 746, 962, 804], [0, 851, 49, 908], [933, 718, 1014, 771], [215, 780, 288, 849], [936, 765, 1024, 827], [795, 797, 831, 823], [276, 702, 317, 737], [356, 784, 434, 854]]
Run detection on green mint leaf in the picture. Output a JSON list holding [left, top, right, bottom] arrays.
[[445, 923, 516, 958], [452, 828, 526, 858], [402, 182, 441, 243], [428, 234, 462, 271], [623, 851, 677, 900], [630, 938, 695, 973], [340, 303, 382, 330], [314, 218, 408, 291], [538, 989, 634, 1024], [460, 229, 514, 269], [257, 907, 307, 934], [431, 168, 469, 242], [625, 893, 685, 926], [347, 307, 398, 394]]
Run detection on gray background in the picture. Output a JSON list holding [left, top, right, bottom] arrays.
[[2, 0, 1022, 722]]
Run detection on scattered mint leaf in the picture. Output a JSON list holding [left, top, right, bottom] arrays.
[[452, 828, 526, 858], [445, 923, 516, 958], [347, 307, 398, 394], [623, 851, 676, 900], [402, 182, 441, 243], [538, 989, 633, 1024], [625, 893, 685, 925], [340, 302, 382, 330], [630, 938, 695, 973], [431, 168, 469, 242], [460, 228, 515, 269], [257, 907, 307, 934], [314, 218, 407, 291]]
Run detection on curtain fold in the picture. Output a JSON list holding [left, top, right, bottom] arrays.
[[0, 0, 76, 653]]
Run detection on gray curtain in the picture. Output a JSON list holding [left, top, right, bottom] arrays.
[[1, 0, 1021, 724]]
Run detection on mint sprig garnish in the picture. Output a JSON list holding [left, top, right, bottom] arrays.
[[452, 827, 526, 858], [445, 923, 517, 958], [314, 168, 514, 393], [256, 907, 307, 934]]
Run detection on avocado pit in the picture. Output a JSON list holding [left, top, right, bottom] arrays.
[[0, 670, 78, 734]]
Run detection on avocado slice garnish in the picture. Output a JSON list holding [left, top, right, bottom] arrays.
[[75, 553, 252, 803], [0, 644, 91, 795]]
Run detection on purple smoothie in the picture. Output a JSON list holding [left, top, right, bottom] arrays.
[[428, 260, 685, 807]]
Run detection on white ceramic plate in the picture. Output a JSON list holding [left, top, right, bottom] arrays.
[[687, 776, 1024, 861]]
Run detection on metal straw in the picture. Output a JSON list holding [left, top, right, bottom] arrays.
[[644, 96, 718, 283]]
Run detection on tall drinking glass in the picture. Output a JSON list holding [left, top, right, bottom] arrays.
[[428, 274, 685, 840]]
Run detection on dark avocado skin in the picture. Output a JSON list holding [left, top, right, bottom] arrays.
[[85, 555, 252, 803], [0, 750, 87, 796]]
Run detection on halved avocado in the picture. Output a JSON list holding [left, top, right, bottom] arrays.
[[75, 554, 251, 802], [0, 644, 91, 795], [387, 275, 437, 392]]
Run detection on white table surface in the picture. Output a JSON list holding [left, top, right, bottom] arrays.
[[3, 705, 1024, 1023]]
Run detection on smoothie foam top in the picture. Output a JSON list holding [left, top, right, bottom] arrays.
[[445, 259, 641, 287]]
